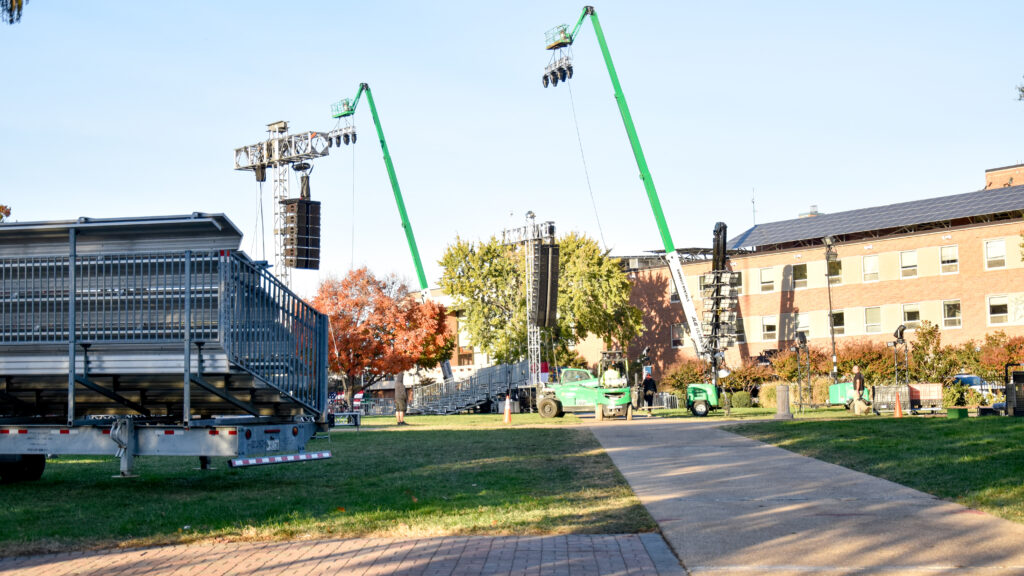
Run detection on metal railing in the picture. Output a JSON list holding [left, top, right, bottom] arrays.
[[0, 250, 327, 413], [410, 360, 530, 415]]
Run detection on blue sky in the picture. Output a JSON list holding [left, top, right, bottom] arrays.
[[2, 1, 1023, 297]]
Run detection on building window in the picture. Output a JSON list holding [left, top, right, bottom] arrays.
[[761, 316, 777, 341], [670, 322, 688, 347], [943, 300, 961, 328], [900, 251, 917, 279], [989, 295, 1009, 325], [865, 307, 881, 334], [827, 260, 842, 285], [669, 281, 680, 303], [734, 316, 746, 343], [940, 245, 959, 274], [862, 255, 879, 282], [795, 313, 810, 340], [792, 264, 808, 289], [831, 311, 845, 336], [902, 304, 921, 329], [986, 239, 1006, 269], [760, 268, 774, 292], [731, 271, 743, 295]]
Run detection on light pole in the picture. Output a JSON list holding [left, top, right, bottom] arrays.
[[823, 236, 839, 385]]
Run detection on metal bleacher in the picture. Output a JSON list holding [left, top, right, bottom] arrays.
[[410, 361, 530, 415]]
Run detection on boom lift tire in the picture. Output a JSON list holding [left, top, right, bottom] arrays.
[[538, 398, 559, 419], [555, 401, 565, 417], [0, 454, 45, 483], [691, 400, 710, 417]]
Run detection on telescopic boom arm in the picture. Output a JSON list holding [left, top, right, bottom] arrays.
[[332, 83, 429, 297], [544, 6, 708, 359]]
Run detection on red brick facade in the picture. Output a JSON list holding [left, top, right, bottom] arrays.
[[621, 218, 1024, 377]]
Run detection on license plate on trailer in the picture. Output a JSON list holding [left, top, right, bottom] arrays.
[[267, 438, 280, 451]]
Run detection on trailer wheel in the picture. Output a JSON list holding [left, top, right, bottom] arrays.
[[538, 398, 559, 419], [691, 401, 710, 417], [0, 455, 45, 483]]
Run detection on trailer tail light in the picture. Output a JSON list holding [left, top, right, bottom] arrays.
[[264, 429, 280, 434], [209, 430, 219, 435], [0, 430, 8, 434], [164, 430, 175, 435], [228, 451, 331, 468], [59, 429, 70, 435], [292, 426, 299, 437], [244, 429, 252, 440], [228, 430, 238, 435], [17, 429, 27, 435]]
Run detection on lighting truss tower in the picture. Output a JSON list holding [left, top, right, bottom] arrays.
[[502, 212, 557, 387], [234, 121, 331, 286]]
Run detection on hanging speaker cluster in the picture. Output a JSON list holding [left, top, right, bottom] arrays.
[[533, 244, 560, 328], [281, 198, 321, 270], [542, 56, 574, 88]]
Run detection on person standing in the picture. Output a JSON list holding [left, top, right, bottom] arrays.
[[852, 365, 865, 400], [641, 373, 658, 416], [394, 373, 408, 426]]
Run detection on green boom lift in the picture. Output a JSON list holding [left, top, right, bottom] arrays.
[[331, 83, 429, 299], [331, 84, 453, 382], [541, 6, 712, 365]]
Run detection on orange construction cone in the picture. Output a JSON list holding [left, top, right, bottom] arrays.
[[504, 397, 512, 424], [894, 396, 904, 418]]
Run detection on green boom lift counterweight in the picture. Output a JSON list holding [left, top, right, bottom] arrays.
[[541, 6, 709, 361], [331, 83, 429, 297]]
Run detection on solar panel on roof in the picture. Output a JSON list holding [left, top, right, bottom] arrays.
[[727, 185, 1024, 249]]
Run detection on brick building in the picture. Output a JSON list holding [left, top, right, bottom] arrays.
[[621, 164, 1024, 377]]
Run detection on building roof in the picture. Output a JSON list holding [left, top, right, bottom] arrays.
[[728, 185, 1024, 251]]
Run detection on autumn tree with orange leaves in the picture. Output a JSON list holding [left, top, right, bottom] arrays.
[[311, 267, 454, 403], [0, 205, 10, 223]]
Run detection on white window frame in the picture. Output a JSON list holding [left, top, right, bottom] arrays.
[[669, 281, 680, 304], [940, 245, 959, 275], [792, 263, 808, 290], [795, 313, 810, 340], [862, 255, 879, 283], [988, 295, 1009, 325], [670, 322, 688, 347], [902, 303, 921, 330], [942, 299, 961, 329], [827, 259, 843, 286], [761, 316, 777, 341], [831, 310, 845, 336], [986, 239, 1006, 270], [865, 306, 881, 334], [760, 268, 774, 293], [900, 250, 918, 279]]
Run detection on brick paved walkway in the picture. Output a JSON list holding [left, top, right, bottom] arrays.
[[0, 534, 683, 576]]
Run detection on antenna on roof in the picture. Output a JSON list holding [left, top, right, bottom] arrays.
[[751, 187, 757, 226]]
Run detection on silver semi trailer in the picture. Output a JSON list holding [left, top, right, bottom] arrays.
[[0, 214, 330, 479]]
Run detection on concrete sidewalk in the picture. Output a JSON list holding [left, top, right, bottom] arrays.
[[0, 534, 683, 576], [588, 418, 1024, 575]]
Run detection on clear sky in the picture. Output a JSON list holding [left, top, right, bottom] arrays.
[[3, 1, 1023, 297]]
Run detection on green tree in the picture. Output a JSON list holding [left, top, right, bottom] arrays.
[[439, 232, 641, 364], [2, 0, 27, 24]]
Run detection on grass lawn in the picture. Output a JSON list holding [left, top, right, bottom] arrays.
[[654, 405, 861, 420], [730, 416, 1024, 524], [0, 413, 655, 557]]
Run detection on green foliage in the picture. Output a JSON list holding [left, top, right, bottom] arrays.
[[943, 382, 969, 408], [665, 358, 707, 396], [439, 233, 641, 364], [720, 359, 773, 393], [731, 390, 752, 408]]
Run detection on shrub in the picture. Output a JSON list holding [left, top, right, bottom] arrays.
[[758, 382, 778, 409], [665, 358, 707, 396], [943, 382, 968, 408], [731, 390, 752, 408]]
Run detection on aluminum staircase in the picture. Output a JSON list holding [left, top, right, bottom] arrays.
[[410, 361, 530, 415]]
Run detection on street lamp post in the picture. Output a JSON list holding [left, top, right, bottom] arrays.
[[823, 236, 839, 385]]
